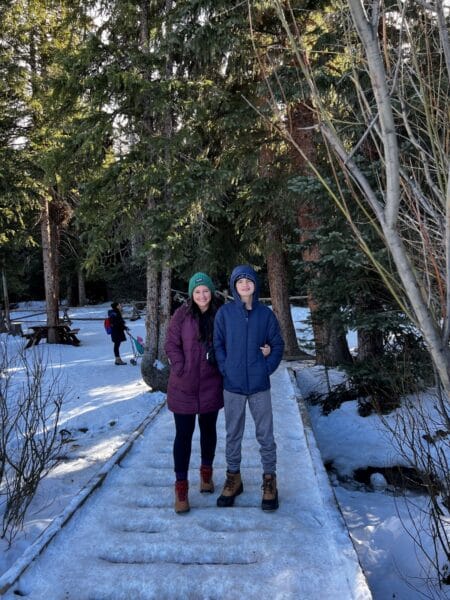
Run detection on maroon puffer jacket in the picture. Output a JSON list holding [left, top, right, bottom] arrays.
[[165, 304, 223, 414]]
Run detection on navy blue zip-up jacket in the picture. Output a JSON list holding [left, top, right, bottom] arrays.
[[213, 265, 284, 395]]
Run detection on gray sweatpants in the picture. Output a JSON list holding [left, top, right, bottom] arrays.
[[223, 389, 276, 475]]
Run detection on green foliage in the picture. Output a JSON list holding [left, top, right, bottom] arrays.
[[0, 247, 43, 303], [309, 322, 433, 417], [349, 328, 434, 415], [44, 0, 305, 292], [0, 4, 40, 250], [101, 262, 146, 303]]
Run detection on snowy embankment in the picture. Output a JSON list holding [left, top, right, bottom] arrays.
[[0, 303, 165, 580], [295, 363, 448, 600]]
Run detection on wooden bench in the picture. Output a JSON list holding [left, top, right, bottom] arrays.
[[24, 325, 81, 349], [66, 328, 80, 345], [9, 323, 24, 337]]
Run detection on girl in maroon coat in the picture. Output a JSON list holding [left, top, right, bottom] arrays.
[[165, 272, 223, 513]]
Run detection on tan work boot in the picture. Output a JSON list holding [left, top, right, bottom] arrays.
[[261, 474, 279, 511], [115, 357, 127, 365], [200, 465, 214, 493], [216, 471, 243, 507], [174, 480, 190, 514]]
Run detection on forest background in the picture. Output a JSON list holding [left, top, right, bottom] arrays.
[[0, 0, 449, 590]]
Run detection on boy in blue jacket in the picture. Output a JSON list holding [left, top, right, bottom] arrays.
[[213, 265, 284, 510]]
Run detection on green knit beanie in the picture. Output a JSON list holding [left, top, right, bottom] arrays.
[[188, 272, 215, 297]]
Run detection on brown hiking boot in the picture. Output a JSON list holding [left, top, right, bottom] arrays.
[[216, 471, 243, 507], [115, 357, 127, 365], [200, 465, 214, 493], [174, 480, 190, 514], [261, 474, 279, 511]]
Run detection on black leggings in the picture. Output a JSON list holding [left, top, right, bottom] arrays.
[[113, 341, 121, 357], [173, 411, 219, 474]]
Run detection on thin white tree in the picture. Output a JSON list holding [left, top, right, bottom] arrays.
[[270, 0, 450, 394]]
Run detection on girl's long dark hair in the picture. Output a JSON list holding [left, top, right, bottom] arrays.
[[186, 296, 221, 343]]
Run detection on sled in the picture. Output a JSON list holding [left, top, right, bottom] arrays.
[[127, 331, 145, 366]]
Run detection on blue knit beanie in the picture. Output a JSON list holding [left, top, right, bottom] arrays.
[[188, 272, 215, 297]]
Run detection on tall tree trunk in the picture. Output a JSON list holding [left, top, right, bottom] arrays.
[[141, 252, 170, 391], [298, 205, 352, 365], [41, 196, 60, 342], [0, 270, 9, 332], [140, 0, 173, 391], [266, 227, 300, 356], [30, 25, 59, 342], [144, 250, 159, 362], [258, 143, 299, 356], [158, 259, 172, 363], [289, 102, 351, 365], [357, 328, 383, 361], [1, 269, 10, 332], [356, 296, 384, 361], [307, 295, 352, 365], [77, 268, 86, 306], [66, 273, 73, 306]]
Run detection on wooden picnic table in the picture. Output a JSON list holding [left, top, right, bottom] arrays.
[[24, 324, 81, 349]]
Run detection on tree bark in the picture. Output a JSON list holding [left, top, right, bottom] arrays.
[[355, 296, 384, 361], [144, 251, 159, 363], [40, 196, 60, 342], [141, 252, 170, 392], [1, 269, 11, 332], [266, 227, 299, 356], [257, 141, 299, 356], [77, 268, 86, 306], [158, 259, 172, 363], [138, 0, 172, 391], [65, 274, 73, 306], [357, 328, 383, 361], [290, 102, 351, 365], [141, 253, 159, 388]]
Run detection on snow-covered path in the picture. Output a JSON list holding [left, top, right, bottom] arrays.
[[3, 366, 371, 599]]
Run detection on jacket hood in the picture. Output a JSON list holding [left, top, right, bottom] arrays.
[[230, 265, 260, 303]]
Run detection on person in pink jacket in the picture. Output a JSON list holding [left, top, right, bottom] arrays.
[[165, 272, 223, 514]]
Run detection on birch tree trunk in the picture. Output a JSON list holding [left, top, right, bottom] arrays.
[[345, 0, 450, 394]]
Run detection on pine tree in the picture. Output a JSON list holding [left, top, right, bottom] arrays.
[[0, 0, 90, 338]]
